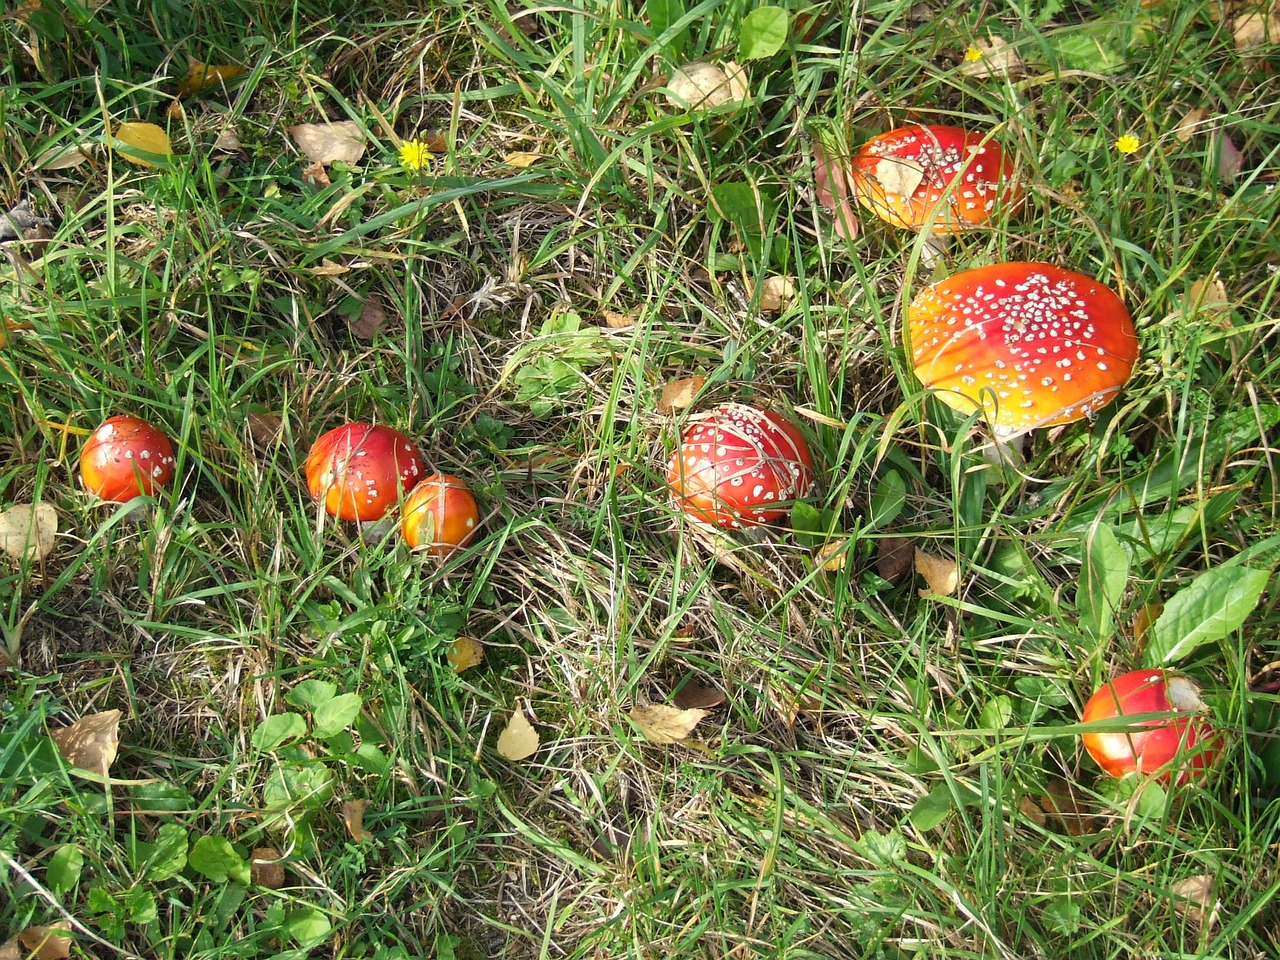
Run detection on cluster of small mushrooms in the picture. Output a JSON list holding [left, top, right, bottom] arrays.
[[74, 126, 1211, 785]]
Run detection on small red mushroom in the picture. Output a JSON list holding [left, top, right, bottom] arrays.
[[1081, 669, 1219, 784], [908, 262, 1139, 438], [401, 473, 480, 557], [79, 415, 176, 502], [666, 402, 815, 530], [848, 124, 1021, 234], [305, 423, 426, 523]]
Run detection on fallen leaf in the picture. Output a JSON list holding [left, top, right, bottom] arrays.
[[341, 799, 372, 842], [446, 635, 484, 673], [250, 847, 285, 888], [1171, 874, 1220, 928], [915, 549, 958, 597], [815, 538, 851, 573], [496, 708, 540, 761], [812, 137, 859, 241], [874, 156, 926, 199], [877, 537, 915, 584], [110, 122, 173, 168], [51, 709, 121, 777], [212, 126, 243, 155], [17, 922, 72, 960], [1185, 275, 1231, 325], [657, 376, 705, 414], [1036, 779, 1103, 836], [671, 679, 728, 710], [768, 680, 821, 727], [0, 502, 57, 561], [601, 309, 637, 328], [176, 59, 248, 97], [35, 142, 98, 170], [1018, 794, 1048, 828], [503, 151, 540, 168], [349, 296, 388, 340], [756, 275, 796, 313], [629, 703, 709, 744], [1216, 131, 1245, 184], [1233, 10, 1280, 50], [301, 160, 330, 188], [1132, 602, 1163, 657], [1174, 107, 1208, 142], [287, 121, 365, 166], [310, 259, 349, 277], [246, 411, 283, 448], [665, 61, 748, 110], [959, 36, 1026, 78]]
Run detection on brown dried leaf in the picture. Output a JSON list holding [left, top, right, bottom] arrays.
[[341, 799, 372, 843], [17, 922, 72, 960], [1170, 874, 1219, 928], [915, 549, 958, 597], [503, 151, 540, 168], [301, 161, 330, 188], [51, 709, 121, 777], [756, 275, 797, 313], [657, 376, 705, 414], [1037, 779, 1103, 836], [246, 411, 283, 448], [874, 156, 926, 199], [1233, 10, 1280, 50], [877, 537, 915, 584], [1133, 602, 1163, 656], [34, 142, 98, 170], [1174, 107, 1209, 142], [1185, 276, 1231, 325], [446, 635, 484, 673], [250, 847, 285, 888], [959, 36, 1026, 78], [665, 61, 748, 110], [0, 502, 57, 561], [212, 126, 243, 155], [495, 708, 540, 761], [287, 121, 365, 166], [671, 679, 727, 710], [630, 703, 709, 744], [601, 310, 637, 328], [1018, 794, 1048, 828], [349, 296, 388, 340], [176, 59, 248, 97]]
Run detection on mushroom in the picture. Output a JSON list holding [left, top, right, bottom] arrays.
[[79, 415, 177, 502], [849, 124, 1022, 234], [304, 423, 426, 522], [666, 402, 816, 530], [401, 473, 480, 557], [1081, 669, 1219, 784], [907, 262, 1139, 444]]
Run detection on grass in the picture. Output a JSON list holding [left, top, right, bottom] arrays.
[[1, 0, 1279, 957]]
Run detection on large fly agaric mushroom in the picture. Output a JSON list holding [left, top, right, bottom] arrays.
[[1081, 669, 1219, 784], [305, 423, 426, 523], [848, 124, 1021, 234], [667, 402, 816, 530], [79, 414, 177, 502], [908, 262, 1139, 439]]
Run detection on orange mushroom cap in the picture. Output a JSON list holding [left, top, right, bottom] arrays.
[[908, 262, 1139, 434], [849, 124, 1021, 234]]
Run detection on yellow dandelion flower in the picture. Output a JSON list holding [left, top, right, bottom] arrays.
[[398, 139, 432, 171], [964, 45, 984, 62], [1114, 134, 1141, 155]]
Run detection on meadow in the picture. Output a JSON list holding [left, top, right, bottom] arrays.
[[1, 1, 1279, 958]]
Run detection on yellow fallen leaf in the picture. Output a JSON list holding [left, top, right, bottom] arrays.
[[341, 798, 372, 842], [110, 122, 173, 168], [815, 538, 851, 573], [1174, 106, 1209, 142], [496, 708, 539, 761], [446, 635, 484, 673], [915, 549, 958, 597], [1185, 275, 1231, 325], [287, 121, 365, 166], [1170, 874, 1219, 928], [0, 502, 57, 561], [601, 310, 637, 328], [176, 59, 248, 97], [756, 275, 797, 313], [51, 709, 121, 777], [629, 703, 709, 744], [1233, 10, 1279, 51], [503, 151, 540, 168], [657, 376, 705, 414]]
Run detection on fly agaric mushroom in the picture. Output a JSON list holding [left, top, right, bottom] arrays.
[[667, 402, 815, 530], [908, 262, 1139, 439], [848, 124, 1021, 234], [79, 414, 177, 502], [305, 423, 426, 523], [401, 473, 480, 557], [1081, 669, 1219, 784]]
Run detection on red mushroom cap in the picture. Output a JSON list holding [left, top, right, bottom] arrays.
[[1081, 669, 1219, 784], [849, 125, 1022, 234], [666, 402, 816, 530], [908, 262, 1139, 434], [401, 473, 480, 557], [305, 423, 426, 523], [79, 415, 177, 502]]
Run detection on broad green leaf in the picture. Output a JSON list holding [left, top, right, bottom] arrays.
[[1079, 524, 1129, 641], [312, 693, 362, 738], [1146, 566, 1270, 665], [908, 784, 954, 830], [140, 823, 189, 881], [852, 827, 905, 867], [869, 470, 906, 529], [286, 680, 336, 712], [46, 845, 83, 897], [284, 906, 333, 949], [739, 6, 788, 60], [252, 713, 307, 751], [647, 0, 688, 55], [710, 181, 769, 235], [110, 121, 173, 168], [979, 695, 1013, 731], [189, 835, 251, 885], [263, 761, 335, 816], [130, 782, 195, 814], [789, 501, 823, 545]]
